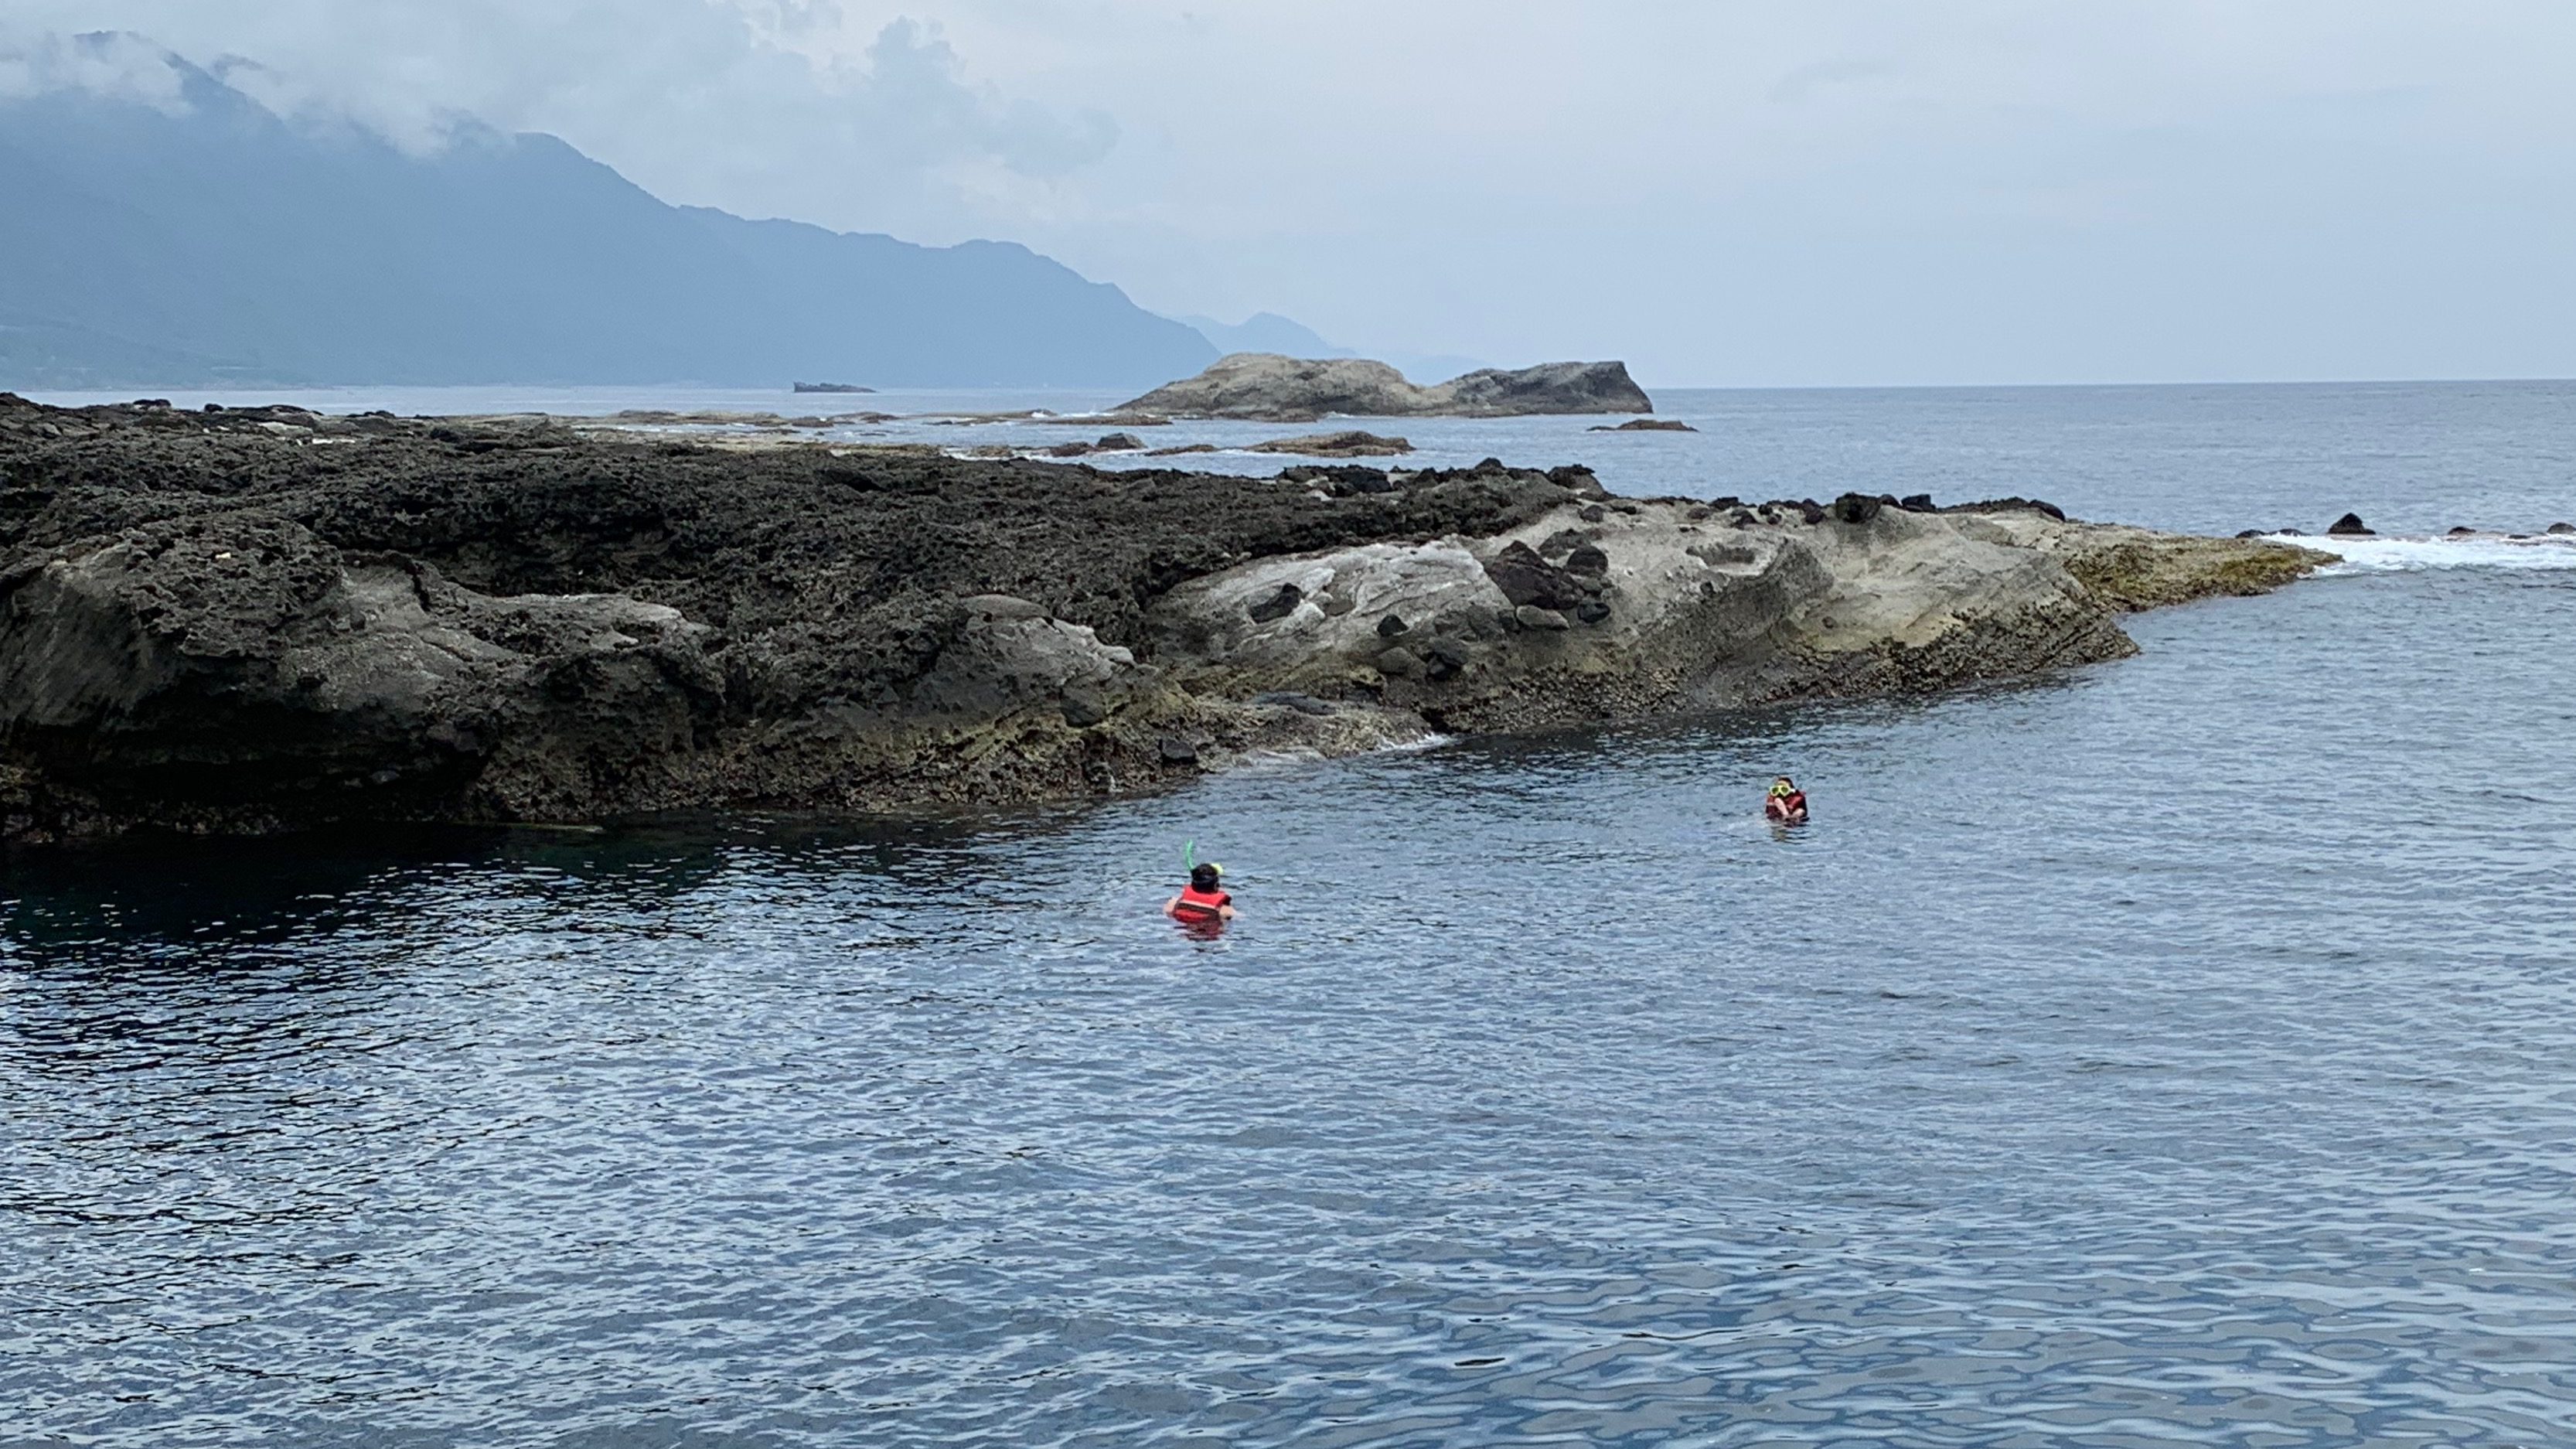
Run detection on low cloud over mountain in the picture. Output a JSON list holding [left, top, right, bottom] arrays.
[[0, 32, 1211, 389]]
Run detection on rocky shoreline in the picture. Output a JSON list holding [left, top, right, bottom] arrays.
[[0, 395, 2323, 844]]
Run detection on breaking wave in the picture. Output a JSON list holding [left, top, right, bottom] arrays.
[[2265, 531, 2576, 576]]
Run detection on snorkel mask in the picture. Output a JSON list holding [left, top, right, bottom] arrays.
[[1186, 841, 1224, 889]]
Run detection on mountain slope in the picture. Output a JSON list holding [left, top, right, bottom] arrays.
[[1183, 312, 1354, 360], [0, 38, 1215, 389]]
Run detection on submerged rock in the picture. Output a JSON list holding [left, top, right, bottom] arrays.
[[1041, 431, 1148, 458], [1245, 584, 1304, 622], [1244, 431, 1413, 458]]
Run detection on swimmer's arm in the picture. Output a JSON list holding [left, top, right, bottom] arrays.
[[1161, 895, 1183, 918]]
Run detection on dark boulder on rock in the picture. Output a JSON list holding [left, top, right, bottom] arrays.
[[1480, 541, 1585, 610], [2328, 513, 2374, 537], [1245, 583, 1304, 622], [1831, 493, 1884, 525], [1375, 613, 1409, 637], [2549, 522, 2575, 535], [1900, 493, 1935, 513], [1562, 544, 1610, 577]]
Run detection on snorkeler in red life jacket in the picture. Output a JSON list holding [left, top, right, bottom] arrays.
[[1164, 863, 1236, 925], [1765, 777, 1808, 823]]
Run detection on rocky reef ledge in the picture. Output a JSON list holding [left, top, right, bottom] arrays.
[[0, 396, 2322, 844]]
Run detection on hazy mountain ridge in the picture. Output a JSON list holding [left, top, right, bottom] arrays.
[[1180, 312, 1489, 386], [0, 35, 1215, 390]]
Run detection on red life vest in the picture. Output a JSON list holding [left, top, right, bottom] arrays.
[[1174, 885, 1232, 917], [1767, 791, 1807, 820]]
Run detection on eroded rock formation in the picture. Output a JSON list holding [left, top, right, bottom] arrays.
[[1116, 353, 1654, 421], [0, 395, 2322, 842]]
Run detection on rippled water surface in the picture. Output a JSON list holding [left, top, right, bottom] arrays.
[[7, 384, 2576, 1447]]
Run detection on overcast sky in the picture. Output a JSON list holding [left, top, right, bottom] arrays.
[[12, 1, 2576, 385]]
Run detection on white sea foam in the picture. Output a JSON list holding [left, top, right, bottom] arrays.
[[2265, 532, 2576, 576]]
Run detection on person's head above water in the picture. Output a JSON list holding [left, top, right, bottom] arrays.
[[1189, 863, 1223, 892], [1769, 777, 1797, 797]]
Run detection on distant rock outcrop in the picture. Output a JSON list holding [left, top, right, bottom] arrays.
[[1118, 353, 1653, 422], [1244, 431, 1413, 457]]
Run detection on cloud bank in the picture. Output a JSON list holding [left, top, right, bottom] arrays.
[[0, 29, 191, 109], [11, 2, 2576, 384]]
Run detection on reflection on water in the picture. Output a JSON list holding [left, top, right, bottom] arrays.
[[7, 565, 2574, 1447]]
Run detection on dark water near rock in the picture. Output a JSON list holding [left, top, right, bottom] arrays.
[[7, 382, 2576, 1447]]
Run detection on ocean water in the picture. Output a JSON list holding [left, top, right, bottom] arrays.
[[5, 382, 2575, 1447]]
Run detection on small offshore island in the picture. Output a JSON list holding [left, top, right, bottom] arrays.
[[0, 394, 2322, 844]]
